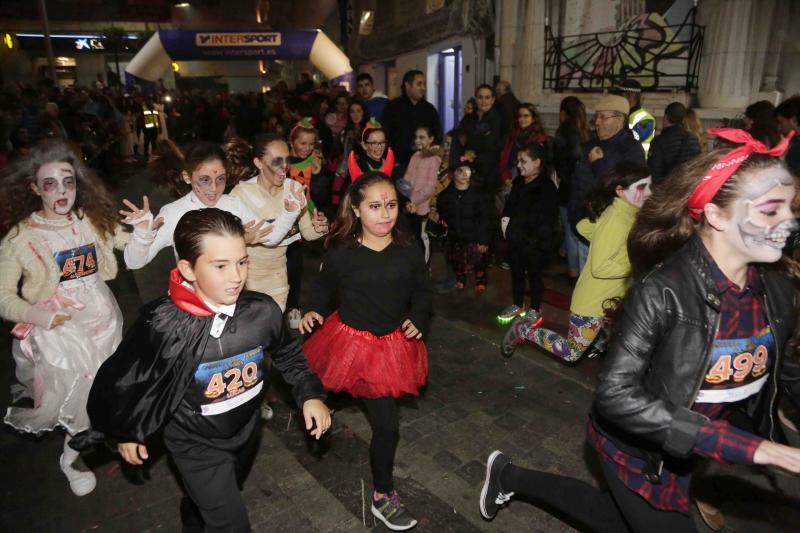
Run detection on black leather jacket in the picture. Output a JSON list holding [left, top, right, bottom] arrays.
[[594, 237, 800, 461]]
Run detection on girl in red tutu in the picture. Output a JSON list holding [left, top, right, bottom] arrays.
[[300, 171, 431, 531]]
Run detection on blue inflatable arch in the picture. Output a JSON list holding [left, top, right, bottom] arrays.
[[125, 29, 353, 91]]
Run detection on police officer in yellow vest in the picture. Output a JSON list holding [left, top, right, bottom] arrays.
[[616, 79, 655, 159], [138, 94, 161, 158]]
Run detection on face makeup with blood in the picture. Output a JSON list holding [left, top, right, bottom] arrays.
[[618, 176, 652, 208], [32, 161, 77, 219], [720, 166, 798, 263]]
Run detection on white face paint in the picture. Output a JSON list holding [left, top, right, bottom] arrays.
[[621, 176, 652, 208], [720, 166, 798, 263], [33, 161, 77, 219]]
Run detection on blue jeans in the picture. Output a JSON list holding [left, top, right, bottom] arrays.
[[560, 206, 587, 275]]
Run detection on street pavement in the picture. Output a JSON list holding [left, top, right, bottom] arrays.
[[1, 168, 799, 532]]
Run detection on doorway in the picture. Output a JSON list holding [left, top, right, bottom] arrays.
[[436, 46, 461, 134]]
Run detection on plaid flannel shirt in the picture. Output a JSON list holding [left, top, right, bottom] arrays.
[[588, 242, 766, 512]]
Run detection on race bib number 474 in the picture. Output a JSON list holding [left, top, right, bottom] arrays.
[[194, 347, 264, 416], [54, 243, 98, 282]]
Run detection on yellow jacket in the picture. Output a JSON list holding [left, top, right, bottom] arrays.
[[571, 198, 637, 317]]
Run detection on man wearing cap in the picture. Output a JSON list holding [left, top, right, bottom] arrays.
[[617, 79, 656, 158], [568, 94, 645, 270]]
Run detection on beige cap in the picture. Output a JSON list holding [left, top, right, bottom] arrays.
[[595, 95, 630, 115]]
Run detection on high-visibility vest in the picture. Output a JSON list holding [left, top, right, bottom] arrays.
[[143, 107, 160, 129], [628, 108, 655, 158]]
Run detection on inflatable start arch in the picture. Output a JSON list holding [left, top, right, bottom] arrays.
[[126, 29, 353, 92]]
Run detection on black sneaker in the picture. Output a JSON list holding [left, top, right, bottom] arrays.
[[371, 490, 418, 531], [479, 450, 514, 520]]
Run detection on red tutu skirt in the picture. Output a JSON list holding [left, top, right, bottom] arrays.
[[303, 312, 428, 399]]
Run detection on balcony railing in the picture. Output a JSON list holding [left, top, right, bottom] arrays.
[[544, 7, 704, 92]]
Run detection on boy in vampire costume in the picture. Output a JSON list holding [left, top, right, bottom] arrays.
[[71, 208, 331, 532]]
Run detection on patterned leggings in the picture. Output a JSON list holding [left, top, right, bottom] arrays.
[[521, 313, 603, 363]]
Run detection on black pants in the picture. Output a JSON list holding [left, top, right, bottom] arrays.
[[410, 214, 426, 255], [363, 397, 400, 494], [143, 129, 158, 156], [500, 458, 697, 533], [165, 423, 262, 533], [507, 243, 549, 310], [285, 241, 303, 311]]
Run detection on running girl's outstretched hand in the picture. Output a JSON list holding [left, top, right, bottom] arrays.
[[302, 399, 332, 440], [118, 442, 149, 465], [299, 311, 324, 334], [242, 220, 274, 244], [753, 440, 800, 474], [402, 319, 422, 340], [284, 181, 307, 212], [120, 196, 163, 232]]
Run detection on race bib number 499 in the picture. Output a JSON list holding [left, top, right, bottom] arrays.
[[193, 347, 264, 416]]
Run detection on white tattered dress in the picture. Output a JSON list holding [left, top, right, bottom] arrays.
[[5, 213, 122, 435]]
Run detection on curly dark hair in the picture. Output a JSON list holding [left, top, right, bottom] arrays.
[[0, 139, 118, 239]]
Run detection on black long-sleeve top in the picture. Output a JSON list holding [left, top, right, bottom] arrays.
[[503, 175, 559, 250], [307, 242, 432, 337], [436, 183, 493, 245]]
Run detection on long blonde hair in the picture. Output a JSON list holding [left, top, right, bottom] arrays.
[[683, 108, 707, 153]]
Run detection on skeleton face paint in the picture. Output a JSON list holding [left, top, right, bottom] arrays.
[[721, 166, 797, 263], [34, 161, 77, 219], [621, 176, 652, 208]]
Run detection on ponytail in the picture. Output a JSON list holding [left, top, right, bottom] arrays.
[[223, 137, 258, 186]]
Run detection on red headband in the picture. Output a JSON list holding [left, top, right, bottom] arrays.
[[687, 128, 795, 221]]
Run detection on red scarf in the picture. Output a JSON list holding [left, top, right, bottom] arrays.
[[687, 128, 795, 220]]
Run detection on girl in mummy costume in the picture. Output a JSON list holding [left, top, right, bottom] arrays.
[[480, 129, 800, 532], [71, 208, 331, 531], [123, 139, 304, 271], [0, 139, 153, 496]]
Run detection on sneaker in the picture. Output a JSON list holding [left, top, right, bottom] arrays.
[[287, 308, 302, 329], [60, 453, 96, 496], [501, 318, 530, 358], [455, 281, 465, 290], [475, 284, 486, 293], [499, 261, 510, 270], [371, 490, 418, 531], [480, 450, 514, 520], [496, 305, 525, 325], [524, 309, 544, 327], [260, 401, 274, 421]]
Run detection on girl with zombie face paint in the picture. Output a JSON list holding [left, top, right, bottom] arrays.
[[299, 173, 432, 531], [227, 135, 328, 313], [501, 161, 652, 363], [480, 129, 800, 532], [124, 139, 300, 272], [0, 139, 154, 497]]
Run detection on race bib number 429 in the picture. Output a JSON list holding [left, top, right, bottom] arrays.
[[194, 347, 264, 416]]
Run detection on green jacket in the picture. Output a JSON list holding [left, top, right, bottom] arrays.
[[571, 198, 637, 317]]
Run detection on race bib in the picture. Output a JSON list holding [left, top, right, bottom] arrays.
[[696, 327, 774, 404], [193, 346, 264, 416], [54, 243, 98, 282]]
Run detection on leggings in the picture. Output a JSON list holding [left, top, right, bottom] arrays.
[[507, 244, 549, 311], [500, 459, 697, 533], [363, 397, 400, 494], [521, 313, 603, 363], [285, 241, 303, 311]]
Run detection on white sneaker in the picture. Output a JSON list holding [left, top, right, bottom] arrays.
[[287, 308, 302, 329], [260, 402, 274, 421], [60, 453, 96, 496]]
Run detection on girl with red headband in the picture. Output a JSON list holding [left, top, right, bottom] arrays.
[[480, 129, 800, 532]]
